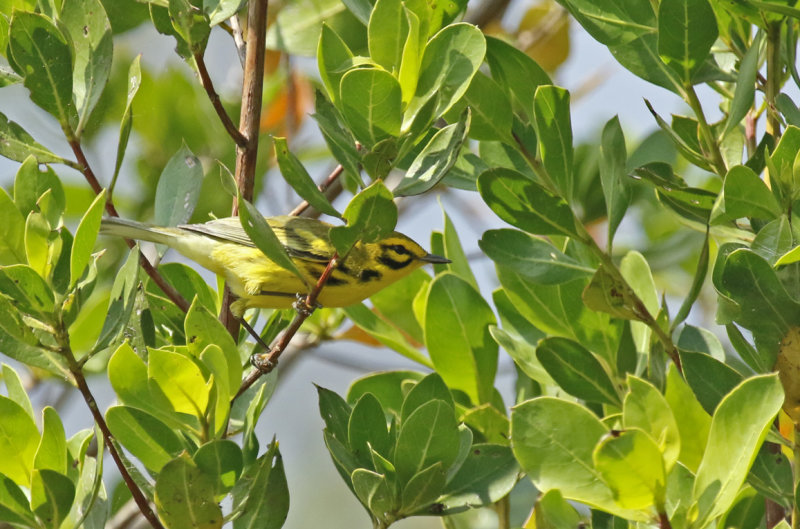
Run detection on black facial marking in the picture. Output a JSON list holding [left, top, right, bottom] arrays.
[[378, 255, 412, 270], [382, 243, 411, 256], [359, 269, 382, 282]]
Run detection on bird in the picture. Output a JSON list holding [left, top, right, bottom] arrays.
[[100, 215, 450, 316]]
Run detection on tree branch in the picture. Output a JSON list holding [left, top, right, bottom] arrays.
[[289, 164, 344, 216], [194, 50, 248, 148]]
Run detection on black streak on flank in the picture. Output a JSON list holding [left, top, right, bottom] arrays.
[[359, 269, 382, 282]]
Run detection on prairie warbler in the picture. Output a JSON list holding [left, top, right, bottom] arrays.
[[101, 216, 449, 316]]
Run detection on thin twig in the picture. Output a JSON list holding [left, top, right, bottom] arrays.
[[289, 164, 344, 216], [61, 339, 164, 529], [194, 51, 248, 147], [233, 254, 339, 402], [67, 140, 190, 312], [228, 14, 247, 67]]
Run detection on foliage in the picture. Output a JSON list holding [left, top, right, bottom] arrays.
[[0, 0, 799, 528]]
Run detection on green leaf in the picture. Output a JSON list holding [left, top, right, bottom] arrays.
[[60, 0, 113, 136], [205, 0, 245, 26], [0, 396, 40, 487], [406, 23, 486, 121], [438, 443, 518, 513], [395, 400, 460, 484], [534, 85, 574, 200], [681, 351, 743, 414], [0, 474, 36, 526], [536, 337, 621, 406], [477, 168, 582, 239], [600, 116, 631, 247], [692, 374, 783, 525], [352, 468, 396, 518], [400, 372, 454, 423], [664, 365, 711, 472], [0, 112, 64, 164], [394, 108, 471, 196], [511, 397, 645, 520], [34, 407, 67, 475], [8, 12, 74, 126], [719, 249, 800, 364], [30, 469, 75, 529], [340, 67, 402, 147], [342, 303, 432, 366], [400, 462, 446, 515], [168, 0, 211, 49], [185, 299, 241, 391], [657, 0, 718, 83], [530, 490, 582, 529], [445, 72, 513, 143], [0, 264, 54, 316], [238, 198, 306, 285], [723, 31, 762, 137], [347, 370, 426, 415], [265, 0, 351, 56], [593, 428, 666, 510], [479, 229, 593, 284], [231, 442, 289, 529], [317, 24, 354, 105], [317, 385, 353, 448], [747, 445, 793, 509], [193, 440, 243, 495], [368, 0, 407, 71], [312, 90, 362, 188], [489, 325, 552, 385], [93, 246, 139, 352], [0, 187, 25, 265], [70, 189, 105, 288], [112, 55, 142, 188], [106, 405, 183, 473], [14, 156, 65, 220], [1, 364, 33, 418], [425, 272, 497, 404], [329, 180, 397, 255], [716, 165, 781, 221], [349, 392, 392, 464], [497, 269, 621, 363], [155, 455, 223, 529], [154, 144, 204, 228], [439, 208, 478, 289], [273, 137, 341, 218], [397, 7, 423, 105], [556, 0, 655, 47], [623, 376, 680, 471], [485, 36, 551, 118], [148, 347, 210, 418]]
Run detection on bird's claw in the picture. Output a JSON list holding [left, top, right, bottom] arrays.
[[250, 352, 276, 373], [293, 294, 321, 317]]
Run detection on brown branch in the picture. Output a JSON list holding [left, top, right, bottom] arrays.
[[232, 254, 339, 402], [232, 0, 269, 210], [62, 343, 164, 529], [194, 51, 248, 148], [67, 140, 191, 313], [289, 164, 344, 216]]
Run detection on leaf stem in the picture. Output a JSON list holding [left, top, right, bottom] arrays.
[[494, 496, 510, 529], [194, 50, 248, 148], [765, 21, 783, 139], [683, 84, 727, 177], [67, 139, 191, 313]]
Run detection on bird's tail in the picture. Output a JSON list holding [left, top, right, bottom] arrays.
[[100, 217, 183, 246]]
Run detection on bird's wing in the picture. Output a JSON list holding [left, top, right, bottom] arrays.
[[180, 216, 334, 263]]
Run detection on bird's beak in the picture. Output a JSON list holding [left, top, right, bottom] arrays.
[[420, 253, 451, 264]]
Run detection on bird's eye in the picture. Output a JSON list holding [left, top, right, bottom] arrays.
[[387, 244, 410, 255]]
